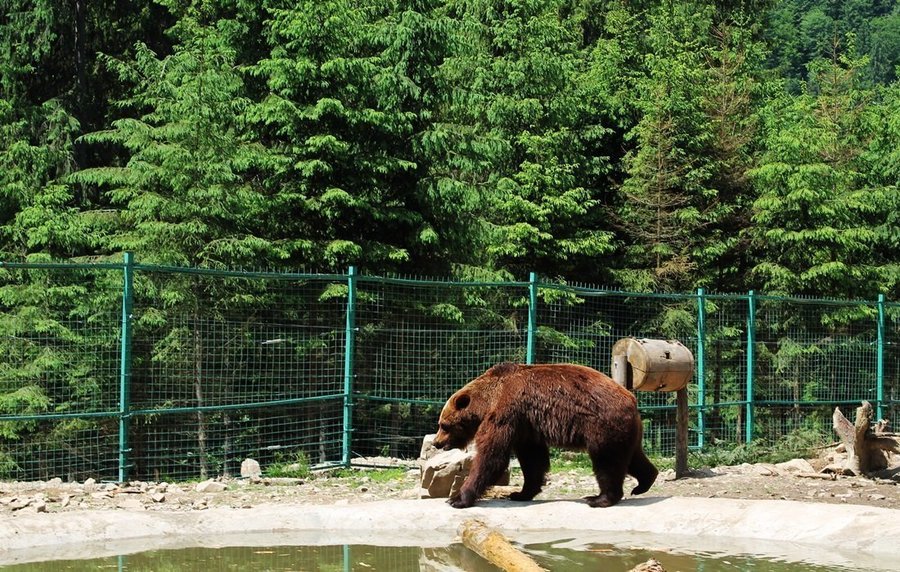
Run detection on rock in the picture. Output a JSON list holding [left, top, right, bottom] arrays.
[[10, 498, 32, 511], [241, 458, 262, 478], [418, 434, 510, 499], [47, 477, 63, 487], [117, 498, 145, 510], [83, 478, 97, 492], [752, 463, 780, 476], [33, 500, 47, 513], [60, 495, 71, 508], [777, 459, 816, 474], [195, 479, 228, 493], [420, 448, 473, 499], [420, 434, 440, 461], [151, 493, 166, 503], [660, 469, 678, 481]]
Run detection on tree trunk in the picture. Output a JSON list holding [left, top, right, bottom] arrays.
[[194, 314, 209, 479]]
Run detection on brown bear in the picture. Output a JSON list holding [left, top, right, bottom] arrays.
[[431, 362, 658, 508]]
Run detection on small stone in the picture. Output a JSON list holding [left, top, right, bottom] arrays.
[[10, 498, 32, 511], [117, 498, 144, 510], [195, 479, 227, 493], [241, 459, 262, 478]]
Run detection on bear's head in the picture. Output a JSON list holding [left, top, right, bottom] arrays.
[[432, 390, 482, 450]]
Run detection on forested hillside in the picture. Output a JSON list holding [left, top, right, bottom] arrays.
[[2, 0, 899, 297]]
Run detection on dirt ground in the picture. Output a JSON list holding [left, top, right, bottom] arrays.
[[3, 451, 900, 516]]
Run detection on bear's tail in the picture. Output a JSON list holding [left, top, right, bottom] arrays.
[[628, 448, 658, 496]]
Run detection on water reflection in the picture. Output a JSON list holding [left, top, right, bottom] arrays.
[[0, 543, 872, 571]]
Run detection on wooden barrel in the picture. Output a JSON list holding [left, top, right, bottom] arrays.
[[611, 338, 694, 392]]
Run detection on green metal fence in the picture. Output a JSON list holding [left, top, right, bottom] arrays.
[[1, 256, 898, 482]]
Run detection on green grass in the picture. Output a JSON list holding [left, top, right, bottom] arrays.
[[319, 466, 410, 486], [265, 451, 311, 479]]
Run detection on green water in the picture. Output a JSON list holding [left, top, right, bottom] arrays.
[[0, 543, 866, 572]]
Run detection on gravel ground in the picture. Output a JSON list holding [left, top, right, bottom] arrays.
[[3, 454, 900, 515]]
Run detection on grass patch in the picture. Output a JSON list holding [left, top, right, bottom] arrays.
[[320, 466, 410, 485], [266, 451, 311, 479]]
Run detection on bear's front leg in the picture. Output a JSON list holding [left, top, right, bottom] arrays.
[[448, 488, 477, 508], [448, 428, 512, 509]]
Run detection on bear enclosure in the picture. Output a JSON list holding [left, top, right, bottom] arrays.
[[1, 255, 899, 483]]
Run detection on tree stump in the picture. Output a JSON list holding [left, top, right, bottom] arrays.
[[832, 401, 900, 475]]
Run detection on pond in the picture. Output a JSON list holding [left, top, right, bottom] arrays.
[[0, 540, 877, 571]]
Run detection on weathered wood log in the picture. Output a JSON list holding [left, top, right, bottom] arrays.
[[832, 401, 899, 475], [458, 519, 546, 572]]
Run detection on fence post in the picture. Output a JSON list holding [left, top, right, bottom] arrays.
[[118, 252, 134, 483], [526, 272, 538, 364], [342, 266, 358, 467], [745, 290, 756, 444], [877, 293, 885, 421], [696, 288, 706, 450]]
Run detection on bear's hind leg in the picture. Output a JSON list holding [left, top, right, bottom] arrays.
[[628, 448, 658, 495], [509, 442, 549, 501], [585, 448, 626, 508]]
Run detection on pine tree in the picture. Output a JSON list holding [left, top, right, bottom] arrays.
[[247, 0, 423, 273], [434, 0, 616, 280], [750, 54, 882, 298], [615, 1, 717, 292]]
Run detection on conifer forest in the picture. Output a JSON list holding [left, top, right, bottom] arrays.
[[2, 0, 899, 296]]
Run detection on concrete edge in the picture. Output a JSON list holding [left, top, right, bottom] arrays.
[[2, 496, 899, 569]]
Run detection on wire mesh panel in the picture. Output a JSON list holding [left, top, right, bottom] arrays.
[[702, 294, 749, 448], [752, 296, 878, 445], [535, 284, 699, 455], [126, 267, 348, 478], [352, 277, 529, 459], [128, 402, 343, 481], [4, 259, 900, 483], [882, 302, 900, 428], [0, 264, 122, 480]]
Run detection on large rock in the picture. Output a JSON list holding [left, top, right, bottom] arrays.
[[420, 448, 473, 499], [418, 434, 509, 499]]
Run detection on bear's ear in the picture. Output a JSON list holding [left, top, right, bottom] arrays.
[[454, 393, 471, 410]]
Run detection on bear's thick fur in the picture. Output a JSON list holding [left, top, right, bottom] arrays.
[[432, 362, 658, 508]]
